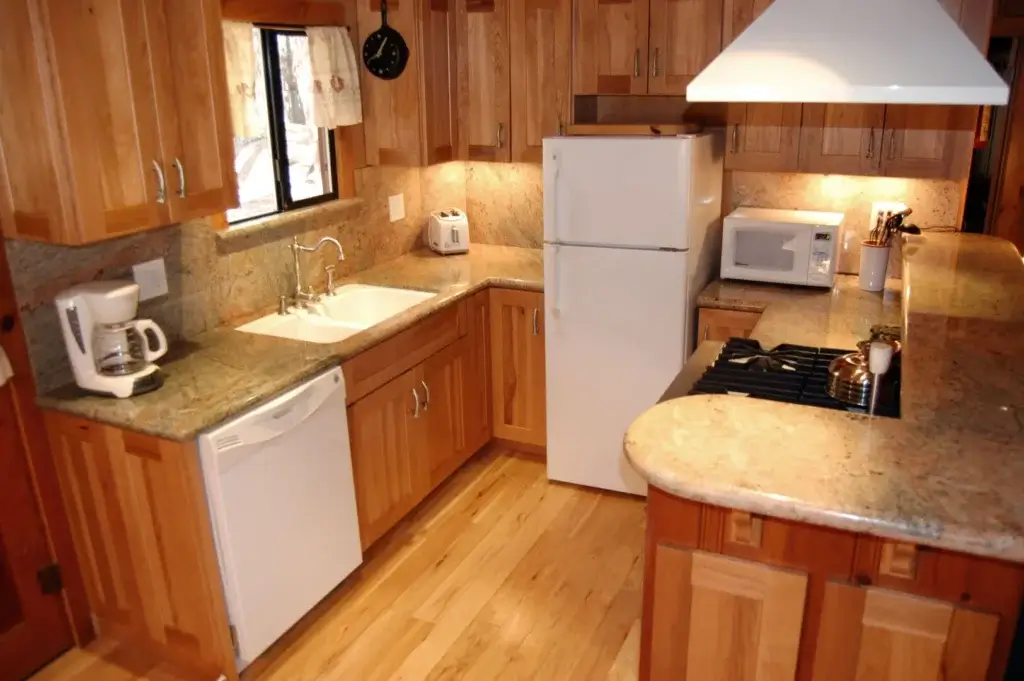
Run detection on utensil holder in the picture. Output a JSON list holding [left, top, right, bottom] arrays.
[[859, 241, 890, 292]]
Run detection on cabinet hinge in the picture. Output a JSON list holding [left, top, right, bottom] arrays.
[[37, 563, 63, 595], [229, 624, 240, 655]]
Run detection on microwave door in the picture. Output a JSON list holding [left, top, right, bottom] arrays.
[[730, 228, 812, 285]]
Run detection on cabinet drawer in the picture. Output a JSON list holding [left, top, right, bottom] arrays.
[[342, 301, 465, 405]]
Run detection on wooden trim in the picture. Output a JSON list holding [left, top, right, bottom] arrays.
[[566, 123, 699, 136], [491, 438, 545, 458], [221, 0, 349, 25]]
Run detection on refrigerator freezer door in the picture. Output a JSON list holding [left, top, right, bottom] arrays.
[[544, 137, 695, 250], [545, 244, 690, 496]]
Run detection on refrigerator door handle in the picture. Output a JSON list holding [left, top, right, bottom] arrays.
[[549, 153, 560, 243], [551, 244, 561, 319]]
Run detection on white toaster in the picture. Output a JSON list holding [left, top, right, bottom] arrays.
[[427, 209, 470, 255]]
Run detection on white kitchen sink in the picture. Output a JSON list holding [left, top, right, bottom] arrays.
[[236, 285, 436, 344]]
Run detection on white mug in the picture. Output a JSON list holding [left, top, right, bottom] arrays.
[[859, 241, 890, 292]]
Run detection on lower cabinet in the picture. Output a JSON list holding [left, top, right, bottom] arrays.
[[650, 546, 807, 681], [489, 288, 546, 448], [44, 412, 236, 680]]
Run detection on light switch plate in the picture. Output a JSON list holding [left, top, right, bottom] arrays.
[[388, 193, 405, 222], [132, 258, 169, 301]]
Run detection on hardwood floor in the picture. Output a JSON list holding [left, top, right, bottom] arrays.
[[30, 448, 645, 681]]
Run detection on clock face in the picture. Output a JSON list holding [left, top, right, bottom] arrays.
[[363, 30, 408, 80]]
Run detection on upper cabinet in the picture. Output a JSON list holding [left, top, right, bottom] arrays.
[[574, 0, 721, 95], [0, 0, 237, 244], [456, 0, 512, 161]]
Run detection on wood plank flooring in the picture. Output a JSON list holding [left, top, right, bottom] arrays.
[[30, 448, 645, 681]]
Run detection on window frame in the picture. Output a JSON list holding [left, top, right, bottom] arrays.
[[230, 27, 339, 226]]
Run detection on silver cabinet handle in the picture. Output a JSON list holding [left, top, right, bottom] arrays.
[[420, 380, 430, 411], [412, 388, 420, 418], [496, 123, 504, 148], [634, 49, 641, 78], [887, 130, 897, 160], [152, 160, 166, 204], [532, 308, 540, 336], [730, 125, 740, 153], [866, 128, 875, 159], [652, 48, 660, 77], [558, 116, 565, 136], [703, 324, 710, 341], [173, 157, 186, 198]]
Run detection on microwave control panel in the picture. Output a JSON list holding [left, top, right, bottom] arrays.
[[807, 229, 836, 286]]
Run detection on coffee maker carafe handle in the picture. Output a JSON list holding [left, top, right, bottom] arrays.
[[133, 319, 168, 363]]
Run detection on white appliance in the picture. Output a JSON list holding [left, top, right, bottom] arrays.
[[721, 207, 843, 288], [198, 368, 362, 670], [426, 208, 470, 254], [543, 134, 723, 496], [686, 0, 1009, 106], [55, 281, 168, 398]]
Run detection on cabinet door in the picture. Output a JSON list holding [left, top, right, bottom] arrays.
[[147, 0, 238, 221], [649, 546, 807, 681], [420, 0, 459, 164], [358, 0, 424, 165], [573, 0, 650, 94], [42, 0, 171, 241], [812, 583, 999, 681], [510, 0, 572, 161], [881, 106, 975, 180], [696, 307, 761, 344], [464, 290, 493, 455], [456, 0, 511, 160], [799, 105, 885, 175], [722, 0, 801, 172], [421, 337, 471, 487], [648, 0, 723, 95], [489, 289, 546, 448], [348, 368, 429, 549]]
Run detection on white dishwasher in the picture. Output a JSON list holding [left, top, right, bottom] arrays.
[[198, 367, 361, 670]]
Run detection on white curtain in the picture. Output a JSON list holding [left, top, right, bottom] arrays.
[[307, 26, 363, 128], [222, 21, 265, 138]]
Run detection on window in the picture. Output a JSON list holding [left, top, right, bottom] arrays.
[[228, 28, 338, 225]]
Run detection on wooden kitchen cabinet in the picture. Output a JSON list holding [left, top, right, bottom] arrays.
[[456, 0, 511, 161], [649, 546, 807, 681], [573, 0, 650, 94], [464, 290, 493, 454], [696, 307, 761, 344], [421, 338, 473, 488], [812, 583, 999, 681], [489, 289, 546, 448], [0, 0, 236, 243], [509, 0, 573, 161], [798, 105, 886, 176], [880, 106, 976, 180], [647, 0, 724, 95], [722, 0, 802, 172], [44, 412, 236, 680]]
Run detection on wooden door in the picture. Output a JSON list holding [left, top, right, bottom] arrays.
[[722, 0, 801, 172], [0, 386, 74, 680], [573, 0, 650, 94], [648, 0, 723, 95], [696, 308, 761, 344], [799, 105, 885, 175], [148, 0, 238, 221], [47, 415, 236, 679], [812, 583, 999, 681], [649, 546, 807, 681], [509, 0, 572, 161], [421, 337, 472, 487], [456, 0, 511, 160], [358, 0, 424, 165], [348, 367, 430, 549], [464, 290, 492, 456], [41, 0, 171, 241], [880, 106, 975, 179], [489, 289, 546, 448]]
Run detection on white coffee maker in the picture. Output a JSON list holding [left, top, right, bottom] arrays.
[[55, 281, 168, 398]]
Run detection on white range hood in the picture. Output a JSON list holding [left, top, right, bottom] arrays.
[[687, 0, 1008, 106]]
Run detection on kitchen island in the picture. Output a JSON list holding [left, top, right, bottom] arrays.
[[625, 233, 1024, 681]]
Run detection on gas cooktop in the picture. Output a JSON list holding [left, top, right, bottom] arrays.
[[688, 338, 900, 418]]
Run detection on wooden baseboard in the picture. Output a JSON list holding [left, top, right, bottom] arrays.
[[492, 438, 546, 459]]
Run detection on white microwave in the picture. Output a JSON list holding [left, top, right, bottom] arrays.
[[721, 207, 844, 288]]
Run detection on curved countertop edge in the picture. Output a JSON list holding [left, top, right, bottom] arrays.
[[628, 233, 1024, 563], [37, 247, 543, 442]]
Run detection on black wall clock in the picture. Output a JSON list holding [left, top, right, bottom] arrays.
[[362, 0, 409, 80]]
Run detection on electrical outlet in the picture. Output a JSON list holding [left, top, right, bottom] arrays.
[[388, 193, 405, 222], [132, 258, 169, 301]]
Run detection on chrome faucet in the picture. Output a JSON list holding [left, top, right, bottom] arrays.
[[291, 236, 345, 306]]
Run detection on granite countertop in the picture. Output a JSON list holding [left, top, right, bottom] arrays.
[[626, 233, 1024, 562], [39, 245, 542, 441]]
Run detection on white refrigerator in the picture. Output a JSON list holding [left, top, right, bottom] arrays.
[[543, 134, 723, 496]]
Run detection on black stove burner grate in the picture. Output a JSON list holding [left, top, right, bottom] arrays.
[[690, 338, 900, 418]]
